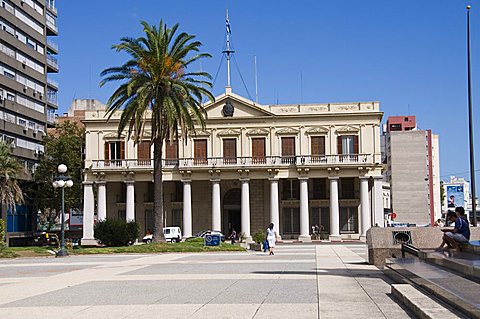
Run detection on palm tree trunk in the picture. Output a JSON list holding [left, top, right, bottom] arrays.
[[153, 137, 165, 242]]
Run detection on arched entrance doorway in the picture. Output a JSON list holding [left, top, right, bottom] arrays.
[[223, 188, 241, 235]]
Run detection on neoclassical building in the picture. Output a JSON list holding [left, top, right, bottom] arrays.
[[81, 88, 384, 244]]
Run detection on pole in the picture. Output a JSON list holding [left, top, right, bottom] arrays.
[[57, 185, 68, 256], [254, 55, 258, 103], [467, 5, 477, 226]]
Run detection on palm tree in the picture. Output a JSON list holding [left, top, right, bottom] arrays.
[[0, 141, 24, 213], [100, 20, 214, 242]]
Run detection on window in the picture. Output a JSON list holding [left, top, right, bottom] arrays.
[[340, 207, 358, 233], [194, 139, 207, 165], [282, 179, 299, 200], [222, 138, 237, 164], [251, 138, 266, 164], [340, 178, 355, 199], [337, 135, 359, 162], [165, 140, 178, 165], [104, 141, 125, 165], [311, 136, 325, 163], [137, 141, 150, 165], [281, 137, 295, 164], [310, 207, 330, 235], [312, 178, 327, 199]]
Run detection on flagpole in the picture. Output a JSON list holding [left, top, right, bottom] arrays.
[[223, 9, 234, 91]]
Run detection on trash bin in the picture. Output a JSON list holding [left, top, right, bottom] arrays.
[[204, 234, 221, 246]]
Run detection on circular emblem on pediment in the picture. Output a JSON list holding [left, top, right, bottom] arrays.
[[222, 101, 234, 117]]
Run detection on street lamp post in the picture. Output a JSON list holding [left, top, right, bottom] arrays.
[[466, 5, 477, 227], [52, 164, 73, 257]]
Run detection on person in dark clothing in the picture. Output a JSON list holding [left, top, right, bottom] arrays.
[[229, 229, 237, 245], [437, 211, 470, 251]]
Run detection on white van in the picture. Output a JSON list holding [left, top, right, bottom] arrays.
[[163, 227, 182, 243]]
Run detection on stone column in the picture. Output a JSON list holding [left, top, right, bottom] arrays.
[[97, 181, 107, 221], [373, 177, 384, 227], [211, 179, 221, 230], [360, 177, 371, 240], [240, 178, 252, 242], [269, 178, 281, 240], [125, 181, 135, 222], [329, 177, 341, 241], [299, 177, 311, 242], [81, 181, 96, 245], [182, 180, 192, 238]]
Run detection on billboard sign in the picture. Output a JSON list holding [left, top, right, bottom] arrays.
[[446, 185, 464, 210], [69, 208, 83, 228]]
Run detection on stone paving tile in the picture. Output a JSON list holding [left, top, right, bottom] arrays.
[[0, 265, 96, 277]]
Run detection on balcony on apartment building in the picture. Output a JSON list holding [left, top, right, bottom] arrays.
[[89, 154, 373, 171], [46, 55, 58, 72], [46, 39, 58, 54], [45, 0, 57, 15]]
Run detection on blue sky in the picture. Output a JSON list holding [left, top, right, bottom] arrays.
[[55, 0, 479, 183]]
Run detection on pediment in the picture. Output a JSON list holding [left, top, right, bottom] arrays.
[[189, 129, 211, 138], [246, 128, 269, 136], [203, 92, 274, 119], [217, 129, 241, 137], [276, 127, 299, 135], [103, 132, 126, 140], [335, 125, 359, 134], [305, 126, 329, 135]]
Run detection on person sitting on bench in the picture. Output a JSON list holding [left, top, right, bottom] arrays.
[[437, 210, 470, 251]]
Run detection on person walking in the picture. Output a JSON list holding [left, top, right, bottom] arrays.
[[266, 223, 277, 255], [229, 228, 237, 245]]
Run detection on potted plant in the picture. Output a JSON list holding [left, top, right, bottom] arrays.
[[250, 230, 265, 251]]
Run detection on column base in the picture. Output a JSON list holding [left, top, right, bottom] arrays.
[[359, 235, 367, 242], [329, 235, 342, 242], [244, 236, 253, 243], [81, 238, 99, 246], [298, 235, 312, 242]]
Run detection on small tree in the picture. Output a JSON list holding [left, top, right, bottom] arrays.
[[0, 141, 24, 212]]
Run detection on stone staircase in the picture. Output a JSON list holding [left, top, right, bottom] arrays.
[[384, 242, 480, 319]]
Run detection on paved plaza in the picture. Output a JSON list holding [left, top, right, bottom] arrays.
[[0, 244, 415, 319]]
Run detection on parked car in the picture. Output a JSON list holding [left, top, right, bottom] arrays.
[[191, 230, 226, 242], [32, 231, 59, 247], [163, 227, 182, 243]]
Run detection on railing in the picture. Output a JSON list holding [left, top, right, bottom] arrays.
[[47, 77, 58, 88], [46, 19, 57, 33], [46, 0, 57, 14], [47, 39, 58, 51], [47, 55, 58, 69], [90, 154, 373, 170]]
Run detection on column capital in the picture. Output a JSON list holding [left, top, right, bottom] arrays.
[[268, 177, 279, 182], [181, 179, 192, 184], [298, 176, 309, 181], [239, 177, 250, 182], [328, 176, 340, 180], [83, 181, 94, 186], [124, 180, 135, 185]]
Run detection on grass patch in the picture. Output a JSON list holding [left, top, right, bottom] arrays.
[[74, 241, 245, 255], [0, 241, 245, 258]]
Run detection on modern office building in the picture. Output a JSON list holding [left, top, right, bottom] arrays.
[[0, 0, 58, 229], [81, 86, 385, 244], [383, 116, 441, 225]]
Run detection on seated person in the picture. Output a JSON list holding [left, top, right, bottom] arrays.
[[437, 211, 470, 251]]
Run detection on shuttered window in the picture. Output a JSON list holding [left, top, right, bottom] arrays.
[[104, 141, 125, 165], [165, 140, 178, 165], [251, 138, 266, 164], [281, 137, 295, 164], [311, 136, 325, 163], [223, 138, 237, 164], [337, 135, 358, 154], [137, 141, 150, 159], [194, 139, 207, 165]]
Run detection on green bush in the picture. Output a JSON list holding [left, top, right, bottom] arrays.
[[185, 237, 204, 243], [94, 219, 139, 247], [252, 229, 265, 244], [0, 218, 5, 250]]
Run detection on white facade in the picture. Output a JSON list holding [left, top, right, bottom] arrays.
[[81, 91, 384, 244]]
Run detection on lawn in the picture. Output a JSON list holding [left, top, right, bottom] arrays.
[[0, 240, 245, 258]]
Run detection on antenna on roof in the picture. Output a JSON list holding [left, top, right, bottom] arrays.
[[254, 55, 258, 103]]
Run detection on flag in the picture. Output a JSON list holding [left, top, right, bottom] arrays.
[[226, 17, 231, 34]]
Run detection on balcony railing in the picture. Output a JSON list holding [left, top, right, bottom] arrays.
[[46, 0, 57, 14], [47, 39, 58, 52], [90, 154, 373, 170], [47, 77, 58, 88], [47, 55, 58, 69]]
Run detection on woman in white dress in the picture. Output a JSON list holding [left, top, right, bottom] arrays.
[[266, 223, 277, 255]]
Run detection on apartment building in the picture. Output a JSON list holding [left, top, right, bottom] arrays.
[[383, 116, 441, 226], [0, 0, 58, 229], [81, 88, 385, 244]]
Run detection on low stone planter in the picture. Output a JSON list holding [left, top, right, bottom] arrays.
[[249, 243, 262, 251]]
